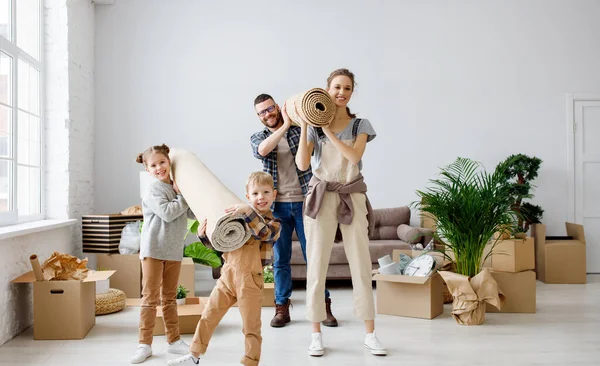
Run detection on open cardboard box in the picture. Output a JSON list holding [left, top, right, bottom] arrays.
[[125, 297, 208, 335], [96, 255, 195, 298], [531, 223, 586, 284], [374, 251, 444, 319], [11, 270, 116, 340]]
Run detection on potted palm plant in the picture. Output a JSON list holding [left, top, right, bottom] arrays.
[[414, 157, 514, 325]]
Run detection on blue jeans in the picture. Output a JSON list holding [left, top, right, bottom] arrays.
[[272, 201, 330, 305]]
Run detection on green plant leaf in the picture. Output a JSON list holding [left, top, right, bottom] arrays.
[[185, 219, 199, 240], [184, 242, 222, 268], [263, 265, 274, 283]]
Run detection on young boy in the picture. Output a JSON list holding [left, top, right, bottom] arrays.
[[167, 171, 281, 366]]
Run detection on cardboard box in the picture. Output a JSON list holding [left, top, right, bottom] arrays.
[[97, 255, 196, 298], [97, 254, 142, 298], [154, 297, 207, 335], [531, 223, 586, 284], [11, 270, 115, 340], [486, 270, 536, 313], [373, 272, 443, 319], [491, 237, 535, 273], [232, 282, 275, 307], [82, 214, 143, 254], [179, 258, 195, 296]]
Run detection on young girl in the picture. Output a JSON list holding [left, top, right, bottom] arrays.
[[295, 69, 387, 357], [131, 144, 195, 364]]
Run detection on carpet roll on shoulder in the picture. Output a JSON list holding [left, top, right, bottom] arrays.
[[169, 148, 251, 252]]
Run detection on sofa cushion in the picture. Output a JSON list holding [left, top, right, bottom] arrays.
[[369, 207, 411, 239], [397, 224, 422, 244]]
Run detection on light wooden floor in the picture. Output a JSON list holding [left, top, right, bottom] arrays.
[[1, 275, 598, 366]]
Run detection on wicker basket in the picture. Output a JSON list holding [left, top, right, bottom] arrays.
[[95, 288, 126, 315]]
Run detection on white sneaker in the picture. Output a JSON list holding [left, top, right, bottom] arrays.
[[168, 339, 190, 355], [308, 332, 324, 357], [364, 332, 387, 356], [167, 353, 200, 365], [130, 344, 152, 364]]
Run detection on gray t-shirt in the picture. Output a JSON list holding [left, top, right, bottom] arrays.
[[308, 118, 377, 171], [140, 180, 195, 261]]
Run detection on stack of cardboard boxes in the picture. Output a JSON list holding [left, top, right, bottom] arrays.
[[488, 237, 537, 313]]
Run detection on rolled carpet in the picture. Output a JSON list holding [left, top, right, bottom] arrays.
[[285, 88, 336, 128], [169, 148, 251, 252]]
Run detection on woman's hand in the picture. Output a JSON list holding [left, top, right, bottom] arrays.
[[224, 204, 252, 217], [197, 219, 207, 237]]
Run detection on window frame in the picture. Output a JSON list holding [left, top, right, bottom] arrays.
[[0, 0, 45, 225]]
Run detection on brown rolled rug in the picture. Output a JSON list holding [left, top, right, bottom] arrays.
[[285, 88, 336, 128]]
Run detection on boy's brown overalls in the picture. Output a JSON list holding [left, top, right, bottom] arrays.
[[190, 211, 280, 366]]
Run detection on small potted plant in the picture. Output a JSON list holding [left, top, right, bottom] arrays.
[[176, 285, 189, 305], [262, 266, 275, 306]]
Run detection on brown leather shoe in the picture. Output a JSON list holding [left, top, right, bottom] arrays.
[[270, 300, 291, 327], [322, 298, 338, 327]]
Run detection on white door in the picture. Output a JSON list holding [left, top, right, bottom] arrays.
[[573, 98, 600, 273]]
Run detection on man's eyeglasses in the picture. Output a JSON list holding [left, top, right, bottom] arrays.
[[257, 105, 276, 117]]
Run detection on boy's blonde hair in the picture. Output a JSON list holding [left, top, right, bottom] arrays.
[[246, 171, 275, 192]]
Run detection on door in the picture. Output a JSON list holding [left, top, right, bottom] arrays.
[[573, 98, 600, 273]]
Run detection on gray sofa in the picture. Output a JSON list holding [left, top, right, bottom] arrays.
[[290, 206, 433, 280]]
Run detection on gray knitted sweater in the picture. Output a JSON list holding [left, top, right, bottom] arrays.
[[140, 180, 195, 261]]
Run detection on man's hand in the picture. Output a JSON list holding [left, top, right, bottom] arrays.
[[224, 204, 252, 217], [172, 180, 181, 194], [197, 219, 207, 237], [281, 101, 293, 129]]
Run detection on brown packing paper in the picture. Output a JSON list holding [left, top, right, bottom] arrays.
[[29, 254, 47, 281], [439, 268, 505, 325], [121, 205, 142, 215], [41, 252, 89, 281]]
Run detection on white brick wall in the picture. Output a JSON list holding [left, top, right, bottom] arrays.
[[0, 0, 96, 346], [45, 0, 95, 257]]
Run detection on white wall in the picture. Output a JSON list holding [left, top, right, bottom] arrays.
[[94, 0, 600, 234], [46, 0, 95, 255]]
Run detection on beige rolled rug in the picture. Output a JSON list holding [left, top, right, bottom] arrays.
[[285, 88, 336, 128], [169, 148, 251, 252]]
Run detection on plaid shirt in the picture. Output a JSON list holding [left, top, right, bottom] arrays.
[[250, 125, 312, 195], [198, 210, 280, 266]]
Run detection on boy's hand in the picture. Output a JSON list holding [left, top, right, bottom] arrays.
[[197, 219, 207, 237], [172, 180, 181, 194], [224, 204, 252, 217]]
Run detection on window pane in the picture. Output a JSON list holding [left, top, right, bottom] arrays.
[[16, 0, 40, 60], [18, 59, 28, 111], [18, 165, 40, 216], [17, 110, 29, 164], [0, 104, 11, 157], [29, 65, 39, 115], [0, 0, 10, 41], [0, 159, 11, 211], [29, 115, 39, 166], [0, 52, 11, 105]]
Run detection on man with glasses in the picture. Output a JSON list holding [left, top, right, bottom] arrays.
[[250, 94, 337, 328]]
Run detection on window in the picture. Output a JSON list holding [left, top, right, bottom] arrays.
[[0, 0, 43, 225]]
